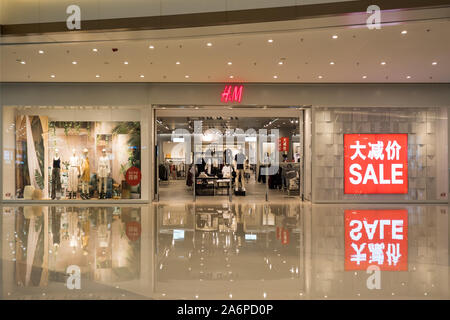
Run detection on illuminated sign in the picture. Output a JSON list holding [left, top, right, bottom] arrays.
[[245, 234, 257, 241], [279, 137, 289, 152], [345, 210, 408, 271], [173, 229, 185, 240], [344, 134, 408, 194], [221, 85, 243, 103]]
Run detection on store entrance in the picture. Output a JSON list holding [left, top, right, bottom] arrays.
[[154, 106, 310, 202]]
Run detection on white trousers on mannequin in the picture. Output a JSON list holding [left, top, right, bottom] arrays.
[[98, 177, 107, 193], [68, 167, 79, 192], [81, 181, 89, 194], [236, 169, 245, 190]]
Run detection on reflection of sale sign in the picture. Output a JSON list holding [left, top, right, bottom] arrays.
[[345, 210, 408, 271], [344, 134, 408, 194], [126, 221, 141, 242], [281, 228, 290, 245], [125, 166, 142, 186]]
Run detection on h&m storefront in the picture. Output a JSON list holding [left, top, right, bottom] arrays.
[[1, 83, 449, 204]]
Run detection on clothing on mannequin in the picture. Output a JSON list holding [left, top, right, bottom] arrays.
[[68, 149, 80, 199], [51, 149, 61, 200], [80, 148, 90, 200], [222, 164, 232, 178], [235, 149, 246, 191], [98, 149, 110, 199]]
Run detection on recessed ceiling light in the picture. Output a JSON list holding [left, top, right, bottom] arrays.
[[20, 61, 26, 64], [207, 42, 212, 47], [140, 75, 145, 78], [332, 35, 338, 39], [95, 75, 100, 78], [406, 76, 411, 79], [176, 61, 180, 65], [229, 76, 234, 79], [185, 75, 190, 78], [50, 75, 55, 78], [268, 39, 273, 43], [38, 50, 44, 54], [273, 75, 278, 79], [124, 61, 128, 65], [92, 48, 98, 52], [362, 75, 367, 79], [149, 45, 154, 49], [381, 62, 386, 65], [278, 61, 284, 65], [227, 62, 232, 65], [318, 76, 323, 79], [401, 30, 408, 34], [330, 62, 335, 65], [432, 62, 437, 65], [72, 61, 77, 65]]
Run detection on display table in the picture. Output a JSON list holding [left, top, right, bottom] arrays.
[[195, 177, 231, 196]]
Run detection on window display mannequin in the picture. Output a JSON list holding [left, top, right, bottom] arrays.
[[68, 149, 80, 199], [97, 148, 111, 199], [235, 147, 246, 192], [80, 148, 90, 200], [51, 149, 61, 200]]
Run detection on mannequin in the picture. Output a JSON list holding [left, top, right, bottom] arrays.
[[98, 148, 110, 199], [234, 147, 246, 192], [80, 148, 90, 200], [51, 148, 61, 200], [68, 149, 80, 199]]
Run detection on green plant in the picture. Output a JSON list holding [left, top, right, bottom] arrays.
[[64, 122, 70, 136], [112, 122, 141, 169], [62, 161, 70, 170], [34, 169, 44, 189]]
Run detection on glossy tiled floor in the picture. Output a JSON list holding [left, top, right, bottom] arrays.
[[0, 202, 448, 300]]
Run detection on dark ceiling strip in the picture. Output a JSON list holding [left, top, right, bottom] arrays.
[[1, 0, 450, 36]]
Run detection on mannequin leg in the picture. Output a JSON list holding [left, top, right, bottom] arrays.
[[103, 177, 107, 197], [98, 177, 103, 199], [240, 169, 245, 191], [51, 169, 56, 199]]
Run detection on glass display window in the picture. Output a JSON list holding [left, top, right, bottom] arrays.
[[2, 106, 148, 201]]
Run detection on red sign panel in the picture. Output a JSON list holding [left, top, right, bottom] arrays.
[[221, 85, 243, 103], [126, 221, 141, 242], [278, 137, 289, 152], [281, 228, 290, 245], [344, 134, 408, 194], [125, 166, 142, 186], [345, 210, 408, 271]]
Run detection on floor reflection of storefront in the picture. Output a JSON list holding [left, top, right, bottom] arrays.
[[1, 206, 147, 299], [0, 203, 448, 299]]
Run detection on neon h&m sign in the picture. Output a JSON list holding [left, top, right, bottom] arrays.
[[221, 85, 244, 103]]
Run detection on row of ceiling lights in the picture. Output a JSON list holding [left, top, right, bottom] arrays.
[[17, 29, 441, 80]]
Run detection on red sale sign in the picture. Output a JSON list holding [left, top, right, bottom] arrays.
[[125, 166, 142, 186], [344, 134, 408, 194], [278, 137, 289, 152], [345, 210, 408, 271]]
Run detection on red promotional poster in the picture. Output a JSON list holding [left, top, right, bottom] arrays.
[[344, 210, 408, 271], [126, 221, 142, 242], [278, 137, 289, 152], [125, 166, 142, 186], [344, 134, 408, 194]]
